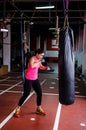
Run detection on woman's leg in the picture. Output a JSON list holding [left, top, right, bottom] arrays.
[[18, 78, 32, 106], [32, 79, 42, 106], [32, 79, 46, 115], [14, 78, 32, 117]]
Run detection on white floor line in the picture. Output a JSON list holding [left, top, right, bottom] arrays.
[[75, 91, 80, 94], [16, 76, 22, 78], [0, 109, 16, 129], [41, 79, 47, 85], [0, 77, 10, 81], [53, 103, 62, 130], [0, 90, 23, 93], [2, 78, 20, 82], [43, 92, 58, 96], [0, 91, 34, 129], [75, 95, 86, 98], [0, 81, 22, 95], [0, 79, 46, 129]]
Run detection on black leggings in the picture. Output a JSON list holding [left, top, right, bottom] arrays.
[[18, 78, 42, 106]]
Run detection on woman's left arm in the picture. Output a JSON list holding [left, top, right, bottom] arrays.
[[39, 64, 47, 70]]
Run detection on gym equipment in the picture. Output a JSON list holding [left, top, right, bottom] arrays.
[[58, 26, 75, 105]]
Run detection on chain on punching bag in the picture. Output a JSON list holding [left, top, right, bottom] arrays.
[[58, 0, 75, 105]]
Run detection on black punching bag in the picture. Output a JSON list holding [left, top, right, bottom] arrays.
[[58, 26, 75, 105]]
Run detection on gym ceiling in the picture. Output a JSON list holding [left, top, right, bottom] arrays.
[[0, 0, 86, 38]]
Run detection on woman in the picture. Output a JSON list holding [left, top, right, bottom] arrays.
[[14, 49, 47, 117]]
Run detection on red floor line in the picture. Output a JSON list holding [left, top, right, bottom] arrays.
[[0, 77, 10, 81], [0, 91, 34, 129], [0, 109, 16, 129], [0, 81, 22, 95], [0, 79, 47, 129], [0, 84, 12, 86], [0, 90, 22, 93]]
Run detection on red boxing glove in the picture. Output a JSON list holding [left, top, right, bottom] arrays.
[[39, 65, 47, 70]]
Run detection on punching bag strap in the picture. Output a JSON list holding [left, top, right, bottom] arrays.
[[64, 14, 69, 27], [65, 0, 69, 10], [63, 0, 69, 28]]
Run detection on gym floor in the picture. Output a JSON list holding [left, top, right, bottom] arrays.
[[0, 63, 86, 130]]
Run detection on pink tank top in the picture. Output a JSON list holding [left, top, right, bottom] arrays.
[[25, 56, 40, 80]]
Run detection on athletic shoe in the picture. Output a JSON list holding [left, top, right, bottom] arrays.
[[36, 108, 46, 116], [14, 108, 20, 118]]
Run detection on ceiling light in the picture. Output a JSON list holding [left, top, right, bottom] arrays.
[[49, 28, 60, 33], [0, 28, 8, 32], [35, 5, 55, 9], [29, 22, 34, 25], [52, 32, 56, 34], [49, 28, 56, 30], [54, 35, 57, 38]]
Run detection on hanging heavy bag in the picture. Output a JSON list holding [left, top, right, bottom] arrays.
[[58, 25, 75, 105]]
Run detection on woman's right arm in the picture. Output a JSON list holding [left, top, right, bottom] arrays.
[[29, 57, 41, 68]]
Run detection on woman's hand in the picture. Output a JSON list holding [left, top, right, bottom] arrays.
[[39, 64, 47, 70], [29, 57, 41, 68]]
